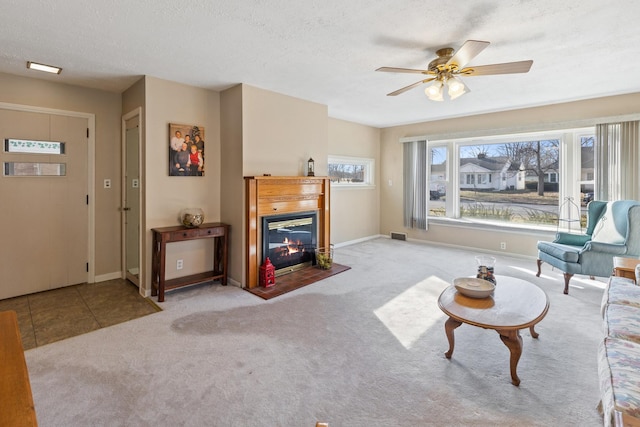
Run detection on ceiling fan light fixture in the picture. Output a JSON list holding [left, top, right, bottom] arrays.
[[425, 80, 444, 101], [376, 39, 532, 100], [447, 76, 468, 100]]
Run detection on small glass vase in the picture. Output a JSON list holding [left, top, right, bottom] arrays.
[[315, 245, 334, 269], [179, 208, 204, 228], [475, 255, 496, 284]]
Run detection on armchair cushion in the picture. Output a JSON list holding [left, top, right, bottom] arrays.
[[537, 241, 580, 263], [583, 241, 629, 255], [554, 232, 590, 247], [592, 202, 627, 244]]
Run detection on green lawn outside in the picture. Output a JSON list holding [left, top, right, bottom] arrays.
[[459, 189, 559, 205]]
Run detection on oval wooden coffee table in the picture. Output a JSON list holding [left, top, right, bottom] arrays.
[[437, 276, 549, 386]]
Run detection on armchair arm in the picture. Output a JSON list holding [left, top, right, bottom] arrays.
[[582, 241, 628, 255], [554, 232, 591, 246]]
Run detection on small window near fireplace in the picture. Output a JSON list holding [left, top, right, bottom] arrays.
[[328, 155, 375, 188], [262, 211, 317, 275]]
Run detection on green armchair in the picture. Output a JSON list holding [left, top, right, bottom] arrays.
[[536, 200, 640, 294]]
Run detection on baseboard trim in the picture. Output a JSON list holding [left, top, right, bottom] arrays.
[[94, 271, 123, 283], [333, 234, 384, 249], [228, 277, 242, 288], [380, 234, 537, 261]]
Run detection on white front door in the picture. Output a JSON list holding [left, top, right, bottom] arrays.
[[0, 108, 89, 299]]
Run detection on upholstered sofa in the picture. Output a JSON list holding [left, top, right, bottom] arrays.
[[598, 267, 640, 427], [537, 200, 640, 294]]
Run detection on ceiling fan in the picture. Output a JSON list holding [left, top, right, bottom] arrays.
[[376, 40, 533, 101]]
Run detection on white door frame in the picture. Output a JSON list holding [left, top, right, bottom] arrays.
[[121, 107, 143, 292], [0, 101, 96, 283]]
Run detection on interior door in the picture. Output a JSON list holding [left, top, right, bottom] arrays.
[[124, 118, 140, 287], [0, 108, 88, 299]]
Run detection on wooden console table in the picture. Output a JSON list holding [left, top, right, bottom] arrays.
[[151, 222, 229, 302]]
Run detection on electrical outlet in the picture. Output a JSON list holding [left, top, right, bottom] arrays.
[[176, 259, 183, 270], [103, 179, 111, 189], [500, 242, 507, 250]]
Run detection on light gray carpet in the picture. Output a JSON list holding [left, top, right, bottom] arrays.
[[25, 238, 605, 426]]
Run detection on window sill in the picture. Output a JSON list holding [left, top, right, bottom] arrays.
[[427, 216, 559, 237], [331, 184, 376, 190]]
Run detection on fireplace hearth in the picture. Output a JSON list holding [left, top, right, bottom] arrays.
[[262, 211, 317, 275]]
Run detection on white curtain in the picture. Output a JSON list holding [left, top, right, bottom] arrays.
[[596, 121, 640, 201], [403, 140, 428, 229]]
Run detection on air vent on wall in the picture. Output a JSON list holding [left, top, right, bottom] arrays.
[[390, 232, 407, 241]]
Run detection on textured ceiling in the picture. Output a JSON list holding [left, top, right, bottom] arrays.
[[1, 0, 639, 128]]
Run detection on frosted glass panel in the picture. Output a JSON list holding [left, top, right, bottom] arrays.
[[4, 162, 66, 176], [4, 138, 65, 154]]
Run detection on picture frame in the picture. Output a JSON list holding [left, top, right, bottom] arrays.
[[168, 123, 205, 176]]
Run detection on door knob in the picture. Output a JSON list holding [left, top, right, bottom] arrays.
[[122, 207, 131, 211]]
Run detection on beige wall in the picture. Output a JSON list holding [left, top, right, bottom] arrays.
[[380, 92, 640, 257], [123, 77, 145, 119], [242, 85, 328, 176], [142, 76, 221, 293], [218, 84, 330, 285], [220, 84, 244, 285], [328, 118, 380, 244], [0, 72, 122, 278]]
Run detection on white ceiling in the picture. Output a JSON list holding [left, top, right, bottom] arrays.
[[2, 0, 639, 128]]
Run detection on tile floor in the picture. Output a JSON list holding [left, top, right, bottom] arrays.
[[0, 279, 161, 350]]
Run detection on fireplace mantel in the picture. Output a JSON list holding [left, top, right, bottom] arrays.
[[245, 176, 330, 288]]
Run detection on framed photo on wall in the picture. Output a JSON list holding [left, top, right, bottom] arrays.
[[168, 123, 205, 176]]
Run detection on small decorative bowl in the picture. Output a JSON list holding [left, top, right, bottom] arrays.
[[454, 277, 495, 299], [179, 208, 204, 228]]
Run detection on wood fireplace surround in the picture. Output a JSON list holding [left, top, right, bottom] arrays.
[[245, 176, 330, 289]]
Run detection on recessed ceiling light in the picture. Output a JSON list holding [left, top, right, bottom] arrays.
[[26, 61, 62, 74]]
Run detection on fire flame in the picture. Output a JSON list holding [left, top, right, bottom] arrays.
[[282, 237, 302, 255]]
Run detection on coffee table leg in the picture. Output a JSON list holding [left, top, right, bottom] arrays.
[[529, 325, 539, 339], [444, 317, 462, 359], [498, 329, 523, 386]]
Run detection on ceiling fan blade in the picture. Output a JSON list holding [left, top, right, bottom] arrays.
[[446, 40, 490, 68], [376, 67, 428, 74], [462, 60, 533, 76], [387, 78, 435, 96]]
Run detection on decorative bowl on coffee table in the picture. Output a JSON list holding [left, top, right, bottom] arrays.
[[454, 277, 495, 299]]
